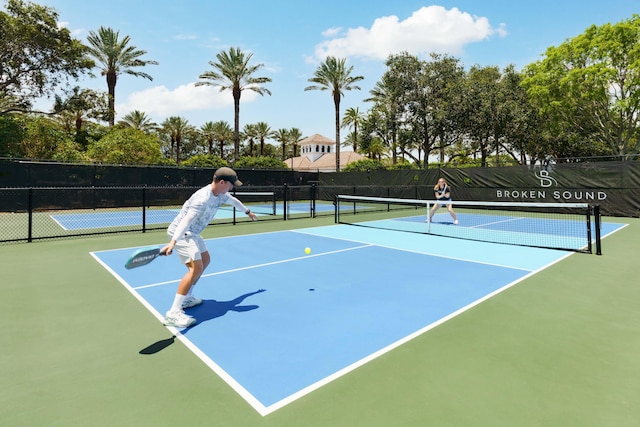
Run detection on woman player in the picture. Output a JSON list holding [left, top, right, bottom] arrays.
[[427, 178, 458, 225]]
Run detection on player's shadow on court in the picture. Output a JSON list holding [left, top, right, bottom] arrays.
[[139, 289, 266, 355], [181, 288, 266, 332]]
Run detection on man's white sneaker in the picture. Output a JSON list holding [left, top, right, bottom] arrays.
[[182, 296, 203, 309], [164, 310, 196, 328]]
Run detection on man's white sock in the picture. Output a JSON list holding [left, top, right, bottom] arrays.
[[170, 294, 186, 313]]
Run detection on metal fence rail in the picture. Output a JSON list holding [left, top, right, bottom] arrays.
[[0, 185, 321, 244]]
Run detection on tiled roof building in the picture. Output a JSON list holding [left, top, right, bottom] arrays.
[[284, 134, 364, 172]]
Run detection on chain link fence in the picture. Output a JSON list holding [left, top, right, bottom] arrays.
[[0, 184, 434, 244], [0, 186, 300, 244]]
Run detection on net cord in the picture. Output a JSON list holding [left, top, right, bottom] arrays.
[[336, 194, 590, 210]]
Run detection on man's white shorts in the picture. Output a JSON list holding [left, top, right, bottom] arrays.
[[169, 232, 207, 264]]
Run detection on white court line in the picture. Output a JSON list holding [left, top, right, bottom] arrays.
[[131, 243, 374, 290], [48, 214, 69, 231], [468, 216, 524, 228]]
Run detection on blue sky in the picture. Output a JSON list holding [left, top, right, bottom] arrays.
[[26, 0, 639, 144]]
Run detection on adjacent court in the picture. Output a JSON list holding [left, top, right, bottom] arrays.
[[91, 215, 625, 416], [50, 201, 337, 230]]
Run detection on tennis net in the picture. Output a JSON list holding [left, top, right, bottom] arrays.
[[335, 195, 601, 254]]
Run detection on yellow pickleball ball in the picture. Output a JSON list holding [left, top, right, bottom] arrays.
[[304, 247, 311, 254]]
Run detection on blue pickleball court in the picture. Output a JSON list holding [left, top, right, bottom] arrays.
[[91, 218, 625, 416]]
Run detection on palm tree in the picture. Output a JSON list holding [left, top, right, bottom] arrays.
[[368, 136, 388, 161], [242, 123, 258, 156], [272, 128, 290, 160], [118, 110, 157, 133], [161, 116, 192, 164], [341, 107, 364, 152], [288, 127, 303, 157], [211, 120, 234, 160], [86, 26, 158, 126], [53, 86, 108, 144], [342, 132, 358, 153], [254, 121, 272, 156], [305, 57, 364, 171], [200, 121, 216, 155], [196, 47, 272, 162]]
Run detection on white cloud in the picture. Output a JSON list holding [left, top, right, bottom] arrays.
[[496, 23, 508, 38], [321, 27, 343, 38], [313, 6, 506, 61], [115, 83, 258, 121]]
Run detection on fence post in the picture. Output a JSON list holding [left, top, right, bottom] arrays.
[[594, 205, 602, 255], [311, 183, 316, 218], [28, 187, 33, 243]]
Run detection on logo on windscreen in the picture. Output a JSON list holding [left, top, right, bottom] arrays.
[[535, 170, 558, 188], [495, 169, 607, 201]]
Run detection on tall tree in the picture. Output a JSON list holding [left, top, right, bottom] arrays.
[[211, 120, 234, 160], [160, 116, 192, 164], [288, 127, 303, 157], [341, 107, 364, 152], [200, 121, 217, 155], [85, 26, 158, 126], [272, 128, 290, 160], [463, 65, 502, 166], [0, 0, 92, 111], [254, 121, 272, 156], [196, 47, 272, 161], [522, 15, 640, 159], [418, 53, 466, 166], [241, 123, 258, 156], [53, 86, 108, 146], [365, 72, 401, 163], [494, 65, 540, 165], [305, 56, 364, 171]]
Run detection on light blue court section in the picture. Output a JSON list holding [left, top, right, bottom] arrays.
[[91, 224, 616, 415], [303, 224, 569, 271], [348, 213, 624, 254]]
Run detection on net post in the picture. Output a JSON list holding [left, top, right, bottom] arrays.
[[231, 189, 240, 224], [272, 191, 277, 216], [283, 183, 288, 221], [334, 195, 339, 223], [142, 186, 147, 233], [594, 204, 602, 255]]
